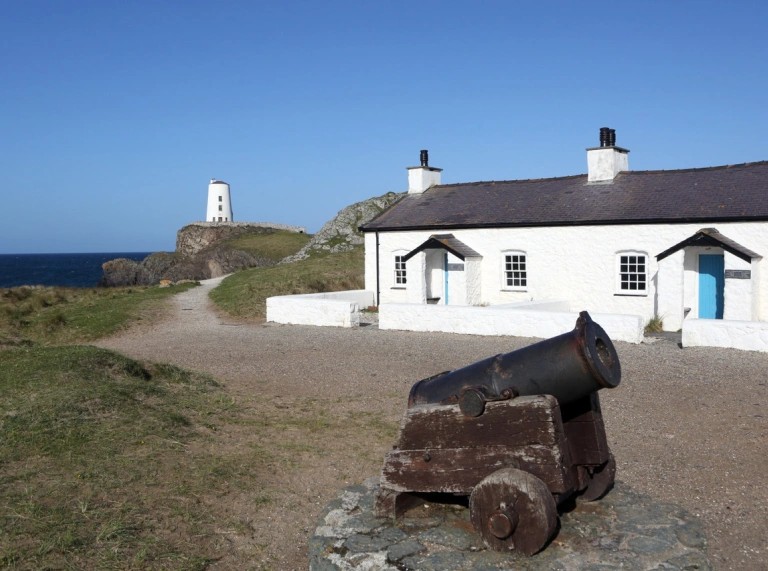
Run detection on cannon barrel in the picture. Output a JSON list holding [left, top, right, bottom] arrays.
[[408, 311, 620, 410]]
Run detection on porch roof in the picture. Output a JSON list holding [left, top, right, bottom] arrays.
[[401, 234, 482, 262], [656, 228, 761, 263]]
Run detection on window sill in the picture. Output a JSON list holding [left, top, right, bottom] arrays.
[[614, 292, 648, 297], [501, 289, 528, 293], [391, 287, 406, 290]]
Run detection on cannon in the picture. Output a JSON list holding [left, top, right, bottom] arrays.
[[375, 311, 621, 556]]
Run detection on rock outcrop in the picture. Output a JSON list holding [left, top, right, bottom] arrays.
[[281, 192, 404, 263], [99, 247, 274, 287]]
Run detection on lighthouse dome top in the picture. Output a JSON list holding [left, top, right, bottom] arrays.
[[210, 178, 228, 185]]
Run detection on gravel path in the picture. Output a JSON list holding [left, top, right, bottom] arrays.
[[96, 281, 768, 570]]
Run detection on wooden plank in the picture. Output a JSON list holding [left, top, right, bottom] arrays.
[[562, 393, 611, 466], [396, 395, 562, 450], [380, 444, 574, 495]]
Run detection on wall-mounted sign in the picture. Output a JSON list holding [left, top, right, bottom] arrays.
[[447, 263, 464, 271], [725, 269, 751, 279]]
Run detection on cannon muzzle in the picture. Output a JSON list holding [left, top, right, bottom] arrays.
[[408, 311, 620, 412]]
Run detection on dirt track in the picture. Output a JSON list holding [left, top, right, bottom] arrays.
[[96, 280, 768, 570]]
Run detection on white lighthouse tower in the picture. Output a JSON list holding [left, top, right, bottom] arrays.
[[206, 179, 233, 222]]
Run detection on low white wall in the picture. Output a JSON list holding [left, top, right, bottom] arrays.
[[266, 290, 374, 328], [379, 303, 644, 344], [494, 299, 570, 311], [683, 318, 768, 352]]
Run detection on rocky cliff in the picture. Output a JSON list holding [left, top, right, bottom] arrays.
[[281, 192, 404, 263]]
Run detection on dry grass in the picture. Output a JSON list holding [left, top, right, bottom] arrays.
[[0, 283, 197, 347], [644, 314, 664, 334]]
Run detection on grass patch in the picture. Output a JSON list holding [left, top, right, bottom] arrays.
[[0, 345, 262, 569], [0, 283, 197, 346], [644, 314, 664, 334], [209, 247, 364, 318], [0, 346, 399, 569], [220, 230, 310, 262]]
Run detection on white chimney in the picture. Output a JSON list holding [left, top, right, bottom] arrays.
[[587, 128, 629, 182], [407, 150, 442, 194]]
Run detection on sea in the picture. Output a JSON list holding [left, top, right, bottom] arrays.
[[0, 253, 152, 289]]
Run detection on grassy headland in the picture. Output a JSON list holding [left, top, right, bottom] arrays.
[[209, 246, 364, 318], [219, 230, 311, 262]]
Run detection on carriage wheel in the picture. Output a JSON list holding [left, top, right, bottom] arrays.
[[469, 468, 557, 556], [579, 453, 616, 502]]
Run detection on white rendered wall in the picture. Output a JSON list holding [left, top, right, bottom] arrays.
[[365, 221, 768, 329], [495, 299, 570, 311], [657, 250, 685, 331], [407, 167, 442, 194], [683, 318, 768, 352], [379, 303, 644, 344], [723, 252, 753, 321], [207, 182, 233, 222], [752, 258, 762, 320], [266, 290, 375, 328], [406, 252, 427, 304], [465, 258, 482, 306], [587, 148, 629, 182]]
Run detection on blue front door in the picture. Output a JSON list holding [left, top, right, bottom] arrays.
[[699, 254, 724, 319], [443, 253, 449, 305]]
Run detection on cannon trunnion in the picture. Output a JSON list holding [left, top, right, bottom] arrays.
[[375, 311, 620, 556]]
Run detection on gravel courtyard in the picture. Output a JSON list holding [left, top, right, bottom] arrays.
[[96, 280, 768, 570]]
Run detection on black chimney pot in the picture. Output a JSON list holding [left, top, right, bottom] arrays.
[[609, 129, 616, 146], [420, 150, 429, 167], [599, 127, 610, 147]]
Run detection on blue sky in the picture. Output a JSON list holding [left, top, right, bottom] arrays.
[[1, 0, 766, 253]]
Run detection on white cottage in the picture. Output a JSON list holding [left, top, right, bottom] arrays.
[[360, 129, 768, 333]]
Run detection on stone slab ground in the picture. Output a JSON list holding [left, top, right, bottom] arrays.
[[310, 478, 710, 571]]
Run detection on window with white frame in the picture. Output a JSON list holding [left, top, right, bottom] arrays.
[[617, 252, 648, 294], [503, 252, 527, 290], [394, 255, 407, 285]]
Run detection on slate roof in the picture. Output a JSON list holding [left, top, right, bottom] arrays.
[[402, 234, 482, 262], [360, 161, 768, 232]]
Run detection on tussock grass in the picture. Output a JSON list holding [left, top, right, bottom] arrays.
[[644, 314, 664, 334], [220, 230, 310, 262], [0, 345, 262, 569], [209, 247, 364, 318], [0, 283, 197, 346]]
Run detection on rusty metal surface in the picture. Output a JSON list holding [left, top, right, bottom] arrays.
[[408, 311, 620, 409]]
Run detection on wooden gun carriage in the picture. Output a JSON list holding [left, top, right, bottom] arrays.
[[375, 312, 620, 556]]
